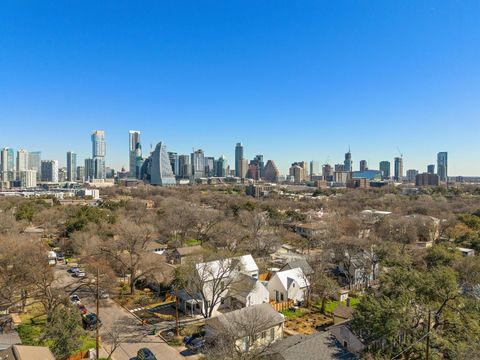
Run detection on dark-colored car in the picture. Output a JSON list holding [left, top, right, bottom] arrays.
[[137, 348, 157, 360], [82, 313, 100, 330], [186, 338, 205, 353]]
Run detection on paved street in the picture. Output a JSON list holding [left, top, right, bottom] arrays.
[[54, 263, 189, 360]]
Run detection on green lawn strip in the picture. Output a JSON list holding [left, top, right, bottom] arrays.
[[314, 297, 361, 315], [281, 308, 307, 320], [185, 238, 201, 246]]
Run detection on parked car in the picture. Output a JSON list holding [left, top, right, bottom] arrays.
[[186, 338, 205, 353], [70, 294, 81, 304], [137, 348, 157, 360], [68, 266, 79, 274], [82, 313, 100, 330], [99, 289, 109, 299], [57, 253, 65, 261], [77, 304, 88, 314], [73, 270, 86, 278]]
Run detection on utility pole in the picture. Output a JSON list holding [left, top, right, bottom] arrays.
[[96, 267, 100, 360], [425, 310, 431, 360], [175, 292, 179, 336]]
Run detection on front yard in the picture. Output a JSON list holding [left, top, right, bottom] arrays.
[[17, 304, 95, 351]]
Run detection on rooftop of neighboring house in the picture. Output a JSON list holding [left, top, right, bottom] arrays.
[[333, 304, 355, 320], [273, 267, 310, 289], [196, 254, 259, 281], [0, 345, 55, 360], [280, 259, 314, 276], [205, 303, 284, 338], [173, 245, 204, 256], [262, 332, 358, 360]]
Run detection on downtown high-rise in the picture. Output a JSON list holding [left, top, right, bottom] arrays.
[[66, 151, 77, 182], [91, 130, 106, 179], [129, 130, 141, 178], [235, 142, 244, 177], [437, 152, 448, 182]]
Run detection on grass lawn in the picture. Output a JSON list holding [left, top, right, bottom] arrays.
[[317, 297, 361, 314], [185, 238, 201, 246], [281, 308, 307, 320]]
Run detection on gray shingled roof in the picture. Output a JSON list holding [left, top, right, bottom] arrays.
[[263, 332, 358, 360], [281, 259, 314, 276]]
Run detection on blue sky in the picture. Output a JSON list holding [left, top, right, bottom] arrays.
[[1, 1, 479, 175]]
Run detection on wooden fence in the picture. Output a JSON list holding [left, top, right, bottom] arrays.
[[270, 299, 294, 312]]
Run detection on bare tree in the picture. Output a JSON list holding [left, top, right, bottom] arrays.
[[100, 219, 158, 294], [175, 253, 244, 318]]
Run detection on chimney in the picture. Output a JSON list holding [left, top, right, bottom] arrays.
[[346, 297, 351, 307]]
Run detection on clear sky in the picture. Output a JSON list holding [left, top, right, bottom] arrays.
[[1, 1, 479, 175]]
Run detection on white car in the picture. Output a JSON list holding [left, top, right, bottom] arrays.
[[74, 270, 86, 278]]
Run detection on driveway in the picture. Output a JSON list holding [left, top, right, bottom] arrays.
[[54, 264, 187, 360]]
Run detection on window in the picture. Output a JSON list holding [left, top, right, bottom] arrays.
[[261, 331, 267, 339], [280, 293, 284, 301], [292, 283, 295, 288]]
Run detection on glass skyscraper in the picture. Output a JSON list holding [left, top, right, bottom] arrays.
[[437, 152, 448, 182], [150, 142, 176, 186], [91, 130, 106, 179]]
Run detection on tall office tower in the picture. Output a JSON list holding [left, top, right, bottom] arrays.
[[135, 144, 143, 179], [28, 151, 41, 180], [168, 152, 179, 176], [16, 149, 29, 176], [235, 142, 244, 177], [406, 169, 418, 182], [263, 160, 280, 182], [437, 152, 448, 182], [76, 166, 85, 182], [178, 155, 191, 179], [359, 160, 368, 172], [322, 164, 333, 179], [150, 142, 176, 186], [66, 151, 77, 182], [84, 158, 94, 181], [289, 162, 308, 182], [1, 148, 15, 181], [247, 164, 259, 180], [58, 168, 67, 183], [344, 149, 352, 172], [191, 149, 205, 178], [427, 164, 435, 174], [19, 170, 37, 188], [250, 155, 265, 178], [91, 130, 106, 179], [310, 161, 320, 178], [416, 173, 440, 186], [40, 160, 59, 183], [394, 157, 403, 182], [215, 155, 228, 177], [129, 130, 141, 177], [238, 158, 248, 178], [334, 163, 345, 172], [205, 156, 215, 177], [379, 161, 391, 179]]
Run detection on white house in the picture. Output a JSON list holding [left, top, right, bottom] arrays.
[[267, 267, 310, 304], [225, 273, 270, 310], [188, 254, 260, 316]]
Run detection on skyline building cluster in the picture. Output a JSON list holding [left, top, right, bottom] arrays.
[[0, 128, 452, 189]]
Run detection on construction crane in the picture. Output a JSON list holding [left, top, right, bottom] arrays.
[[397, 146, 403, 159]]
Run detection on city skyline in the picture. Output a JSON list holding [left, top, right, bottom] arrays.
[[0, 132, 454, 179], [1, 2, 480, 175]]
